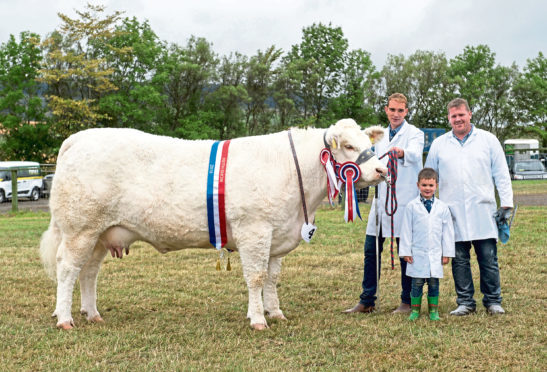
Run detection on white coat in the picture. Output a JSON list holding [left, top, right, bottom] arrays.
[[425, 127, 513, 242], [399, 196, 455, 278], [365, 121, 425, 237]]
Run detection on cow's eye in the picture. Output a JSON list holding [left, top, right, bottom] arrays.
[[345, 145, 354, 151]]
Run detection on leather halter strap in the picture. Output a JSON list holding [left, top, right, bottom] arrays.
[[323, 129, 376, 165]]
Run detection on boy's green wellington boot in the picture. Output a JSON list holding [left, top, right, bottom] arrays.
[[428, 296, 440, 321], [408, 295, 422, 321]]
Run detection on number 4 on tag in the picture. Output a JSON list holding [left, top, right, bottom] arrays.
[[301, 223, 317, 243]]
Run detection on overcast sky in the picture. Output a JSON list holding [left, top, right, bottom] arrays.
[[0, 0, 545, 68]]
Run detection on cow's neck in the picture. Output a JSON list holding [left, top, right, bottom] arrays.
[[287, 128, 329, 215]]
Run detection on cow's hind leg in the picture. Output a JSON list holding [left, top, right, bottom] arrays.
[[236, 228, 272, 330], [79, 241, 108, 323], [264, 256, 286, 320], [53, 233, 97, 329]]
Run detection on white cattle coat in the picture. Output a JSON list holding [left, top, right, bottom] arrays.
[[365, 121, 425, 237], [425, 128, 513, 242], [40, 119, 387, 330], [399, 196, 455, 278]]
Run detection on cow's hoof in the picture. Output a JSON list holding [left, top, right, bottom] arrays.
[[269, 314, 287, 321], [56, 320, 74, 330], [251, 323, 268, 331], [88, 315, 104, 323]]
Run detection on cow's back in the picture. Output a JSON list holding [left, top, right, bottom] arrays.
[[51, 129, 217, 245], [50, 128, 308, 251]]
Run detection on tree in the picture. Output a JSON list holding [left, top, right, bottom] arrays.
[[243, 46, 282, 135], [39, 4, 123, 138], [153, 36, 218, 138], [513, 52, 547, 146], [449, 45, 519, 139], [378, 51, 450, 128], [271, 61, 300, 130], [406, 50, 450, 128], [0, 32, 51, 161], [285, 23, 348, 126], [98, 17, 164, 130], [207, 52, 248, 139], [328, 48, 379, 125]]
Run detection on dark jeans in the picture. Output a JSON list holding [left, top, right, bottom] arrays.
[[359, 233, 411, 307], [411, 278, 439, 298], [452, 238, 502, 308]]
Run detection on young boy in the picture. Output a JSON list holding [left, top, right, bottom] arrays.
[[399, 168, 455, 321]]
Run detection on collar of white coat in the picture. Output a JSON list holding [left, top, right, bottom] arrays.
[[450, 124, 476, 145], [387, 120, 407, 142]]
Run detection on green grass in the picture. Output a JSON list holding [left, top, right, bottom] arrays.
[[511, 179, 547, 195], [0, 204, 546, 370]]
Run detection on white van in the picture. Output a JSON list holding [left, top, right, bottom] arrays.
[[0, 161, 43, 203]]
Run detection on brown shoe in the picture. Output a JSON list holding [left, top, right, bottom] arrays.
[[342, 303, 375, 314], [392, 303, 411, 314]]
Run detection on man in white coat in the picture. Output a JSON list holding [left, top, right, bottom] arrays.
[[425, 98, 513, 316], [343, 93, 424, 314]]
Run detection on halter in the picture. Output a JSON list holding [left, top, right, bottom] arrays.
[[321, 128, 379, 222], [323, 130, 376, 166]]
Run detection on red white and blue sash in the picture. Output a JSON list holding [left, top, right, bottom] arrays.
[[207, 140, 231, 249]]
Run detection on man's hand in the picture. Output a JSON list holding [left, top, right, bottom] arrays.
[[402, 256, 413, 263], [391, 146, 404, 158], [442, 257, 449, 265]]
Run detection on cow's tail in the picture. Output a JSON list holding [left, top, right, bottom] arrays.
[[40, 217, 62, 282]]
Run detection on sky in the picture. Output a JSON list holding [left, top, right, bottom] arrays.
[[0, 0, 545, 69]]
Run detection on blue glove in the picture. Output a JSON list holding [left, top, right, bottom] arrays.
[[493, 208, 512, 244]]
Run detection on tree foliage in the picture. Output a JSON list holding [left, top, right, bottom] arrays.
[[39, 4, 123, 137], [0, 4, 544, 161], [0, 32, 50, 161]]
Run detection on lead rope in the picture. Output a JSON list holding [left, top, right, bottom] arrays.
[[379, 149, 398, 269]]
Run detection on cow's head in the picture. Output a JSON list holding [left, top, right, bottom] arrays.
[[325, 118, 387, 187]]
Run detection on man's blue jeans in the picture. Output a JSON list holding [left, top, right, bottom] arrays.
[[452, 238, 502, 309], [359, 233, 411, 307]]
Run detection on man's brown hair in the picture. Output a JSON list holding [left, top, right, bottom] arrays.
[[447, 98, 470, 113], [388, 93, 408, 108], [418, 167, 438, 183]]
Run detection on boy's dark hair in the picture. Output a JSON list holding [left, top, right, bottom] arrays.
[[418, 167, 438, 182]]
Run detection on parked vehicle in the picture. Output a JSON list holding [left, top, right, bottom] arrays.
[[511, 159, 547, 180], [41, 173, 54, 198], [504, 138, 540, 171], [0, 161, 43, 203]]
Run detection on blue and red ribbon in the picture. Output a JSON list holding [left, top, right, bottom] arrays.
[[207, 140, 231, 249]]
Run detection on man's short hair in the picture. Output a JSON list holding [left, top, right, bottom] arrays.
[[418, 167, 438, 183], [388, 93, 408, 108], [447, 98, 470, 113]]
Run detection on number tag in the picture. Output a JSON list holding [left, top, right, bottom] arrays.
[[301, 223, 317, 243]]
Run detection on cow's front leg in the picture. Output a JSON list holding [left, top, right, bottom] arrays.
[[236, 229, 272, 330], [264, 256, 286, 320]]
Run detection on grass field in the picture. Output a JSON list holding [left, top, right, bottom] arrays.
[[1, 187, 546, 370], [510, 179, 547, 195]]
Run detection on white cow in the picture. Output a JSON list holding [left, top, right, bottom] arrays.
[[40, 119, 386, 330]]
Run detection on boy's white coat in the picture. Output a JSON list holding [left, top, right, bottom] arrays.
[[399, 196, 455, 278]]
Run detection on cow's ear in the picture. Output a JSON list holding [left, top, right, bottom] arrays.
[[364, 125, 384, 144]]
